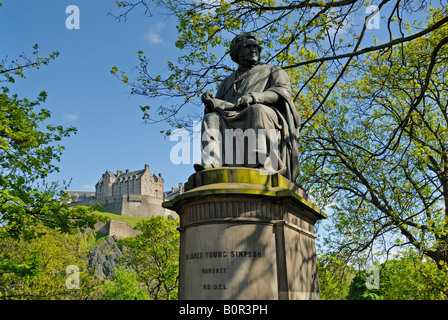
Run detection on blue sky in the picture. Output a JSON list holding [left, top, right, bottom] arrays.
[[1, 0, 195, 192]]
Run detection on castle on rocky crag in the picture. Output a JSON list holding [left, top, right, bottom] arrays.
[[67, 164, 183, 238]]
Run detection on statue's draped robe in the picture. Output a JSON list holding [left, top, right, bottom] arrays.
[[201, 63, 300, 181]]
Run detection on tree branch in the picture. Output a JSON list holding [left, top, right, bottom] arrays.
[[240, 0, 359, 11], [284, 15, 448, 70]]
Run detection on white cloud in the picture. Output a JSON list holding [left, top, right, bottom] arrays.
[[327, 9, 353, 36], [145, 22, 165, 44], [63, 113, 79, 122]]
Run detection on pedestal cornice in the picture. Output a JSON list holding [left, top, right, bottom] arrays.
[[162, 167, 326, 221]]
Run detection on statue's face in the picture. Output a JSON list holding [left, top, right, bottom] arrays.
[[238, 38, 260, 67]]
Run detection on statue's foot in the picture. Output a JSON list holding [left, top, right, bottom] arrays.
[[194, 163, 205, 172], [194, 162, 214, 172]]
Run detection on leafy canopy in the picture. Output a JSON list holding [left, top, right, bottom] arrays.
[[118, 216, 179, 300], [111, 0, 448, 135], [0, 41, 106, 279]]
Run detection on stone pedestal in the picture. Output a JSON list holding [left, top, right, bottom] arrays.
[[162, 168, 326, 300]]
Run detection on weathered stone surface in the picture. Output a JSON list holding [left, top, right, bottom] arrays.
[[163, 167, 326, 300], [70, 194, 175, 219], [87, 236, 123, 280]]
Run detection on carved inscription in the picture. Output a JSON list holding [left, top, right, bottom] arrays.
[[202, 268, 227, 274], [203, 284, 228, 290], [186, 252, 203, 260], [186, 250, 262, 260], [184, 250, 263, 291]]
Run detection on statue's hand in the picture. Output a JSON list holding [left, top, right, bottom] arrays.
[[235, 94, 254, 109], [202, 91, 215, 114], [201, 91, 215, 103]]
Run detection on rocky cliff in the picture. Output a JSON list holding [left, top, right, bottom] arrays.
[[87, 236, 123, 280]]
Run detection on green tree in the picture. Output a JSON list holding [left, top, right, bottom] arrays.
[[301, 14, 448, 268], [100, 267, 150, 300], [0, 43, 105, 278], [0, 90, 102, 239], [346, 270, 383, 300], [379, 251, 448, 299], [318, 253, 356, 300], [111, 0, 448, 134], [0, 224, 100, 299], [118, 216, 179, 300]]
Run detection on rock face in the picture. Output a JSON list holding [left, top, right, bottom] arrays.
[[87, 236, 123, 280]]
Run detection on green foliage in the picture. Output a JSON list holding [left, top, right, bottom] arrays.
[[343, 250, 448, 300], [346, 271, 383, 300], [317, 253, 355, 300], [0, 87, 104, 242], [0, 224, 100, 299], [118, 216, 179, 300], [0, 39, 105, 280], [82, 228, 109, 251], [300, 9, 448, 267], [0, 44, 59, 84], [100, 267, 150, 300], [0, 250, 41, 279], [378, 251, 448, 300]]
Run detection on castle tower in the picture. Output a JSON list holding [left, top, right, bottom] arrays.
[[95, 171, 117, 198]]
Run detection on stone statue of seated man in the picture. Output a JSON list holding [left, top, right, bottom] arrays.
[[194, 32, 301, 182]]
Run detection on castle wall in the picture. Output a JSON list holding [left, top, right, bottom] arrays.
[[122, 194, 165, 218], [68, 194, 178, 219], [90, 220, 141, 239], [99, 196, 123, 215], [69, 198, 102, 208], [108, 220, 141, 238]]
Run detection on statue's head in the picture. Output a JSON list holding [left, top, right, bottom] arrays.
[[230, 32, 262, 66]]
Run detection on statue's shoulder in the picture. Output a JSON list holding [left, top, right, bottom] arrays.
[[260, 64, 289, 81], [248, 64, 280, 76], [255, 63, 273, 71], [268, 64, 286, 72], [257, 63, 287, 75], [224, 69, 238, 80], [216, 70, 237, 97]]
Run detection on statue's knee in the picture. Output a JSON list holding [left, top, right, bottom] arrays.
[[204, 111, 220, 123], [248, 104, 274, 116], [248, 104, 263, 112]]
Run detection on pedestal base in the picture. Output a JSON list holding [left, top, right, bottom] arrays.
[[163, 168, 326, 300]]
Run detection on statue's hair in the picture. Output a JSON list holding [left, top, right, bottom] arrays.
[[229, 32, 262, 63]]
